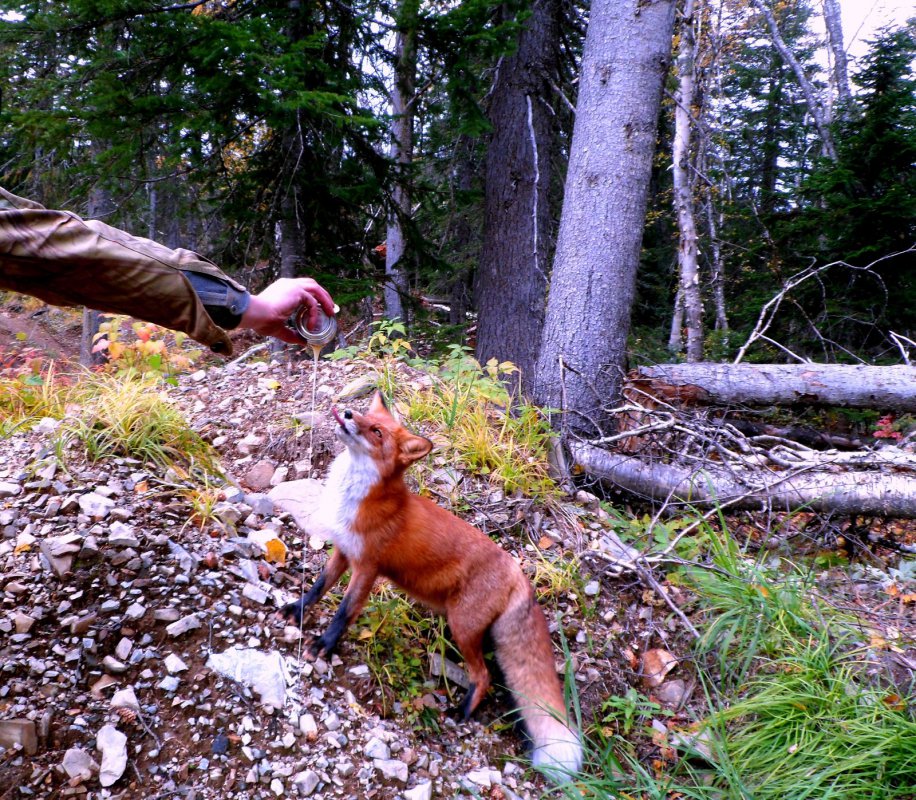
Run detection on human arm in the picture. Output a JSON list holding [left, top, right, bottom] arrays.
[[0, 188, 335, 352]]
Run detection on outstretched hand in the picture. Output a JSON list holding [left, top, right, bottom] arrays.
[[240, 277, 335, 345]]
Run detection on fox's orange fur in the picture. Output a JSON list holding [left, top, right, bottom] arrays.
[[282, 392, 582, 777]]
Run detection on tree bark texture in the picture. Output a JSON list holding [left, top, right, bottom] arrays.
[[750, 0, 836, 160], [572, 441, 916, 517], [383, 0, 419, 325], [475, 0, 560, 392], [533, 0, 676, 433], [635, 363, 916, 412], [821, 0, 851, 118], [80, 180, 115, 367], [672, 0, 704, 361]]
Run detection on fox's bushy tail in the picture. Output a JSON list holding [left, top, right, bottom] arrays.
[[491, 585, 583, 779]]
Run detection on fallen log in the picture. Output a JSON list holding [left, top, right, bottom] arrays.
[[572, 441, 916, 517], [633, 363, 916, 412]]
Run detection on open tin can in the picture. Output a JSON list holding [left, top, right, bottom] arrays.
[[291, 304, 338, 348]]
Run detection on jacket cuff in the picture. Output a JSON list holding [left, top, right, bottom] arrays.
[[181, 270, 251, 330]]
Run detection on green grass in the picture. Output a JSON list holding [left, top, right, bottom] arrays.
[[63, 371, 221, 475]]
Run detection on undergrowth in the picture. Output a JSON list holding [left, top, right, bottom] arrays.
[[331, 320, 559, 500], [554, 521, 916, 800]]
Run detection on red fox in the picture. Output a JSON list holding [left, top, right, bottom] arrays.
[[282, 392, 582, 777]]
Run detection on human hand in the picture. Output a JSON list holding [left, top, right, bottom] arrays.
[[240, 277, 335, 345]]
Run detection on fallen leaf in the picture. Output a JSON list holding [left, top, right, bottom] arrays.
[[265, 537, 287, 566], [641, 648, 679, 688]]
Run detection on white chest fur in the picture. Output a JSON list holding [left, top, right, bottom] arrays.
[[319, 449, 380, 560]]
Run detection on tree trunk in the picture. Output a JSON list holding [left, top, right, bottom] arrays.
[[668, 284, 684, 354], [572, 441, 916, 517], [80, 181, 115, 367], [672, 0, 703, 361], [750, 0, 836, 161], [475, 0, 559, 393], [383, 0, 419, 327], [821, 0, 850, 119], [635, 363, 916, 412], [532, 0, 676, 434]]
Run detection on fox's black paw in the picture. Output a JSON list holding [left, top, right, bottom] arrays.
[[280, 599, 307, 626]]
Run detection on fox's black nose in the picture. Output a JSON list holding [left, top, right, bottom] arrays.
[[343, 410, 353, 420]]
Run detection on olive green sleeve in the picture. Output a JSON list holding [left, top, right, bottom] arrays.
[[0, 187, 244, 354]]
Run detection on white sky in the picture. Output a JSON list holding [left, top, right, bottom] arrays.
[[839, 0, 913, 61]]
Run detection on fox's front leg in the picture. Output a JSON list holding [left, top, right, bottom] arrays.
[[281, 548, 350, 626], [310, 565, 377, 658]]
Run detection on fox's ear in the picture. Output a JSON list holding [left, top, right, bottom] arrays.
[[369, 391, 390, 415], [399, 434, 433, 465]]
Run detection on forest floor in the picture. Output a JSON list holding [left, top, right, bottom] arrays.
[[1, 301, 915, 800]]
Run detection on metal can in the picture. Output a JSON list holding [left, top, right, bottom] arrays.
[[291, 304, 338, 348]]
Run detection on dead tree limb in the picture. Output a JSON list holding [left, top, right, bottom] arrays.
[[634, 364, 916, 413]]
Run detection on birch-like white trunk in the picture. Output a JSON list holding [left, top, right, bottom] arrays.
[[533, 0, 677, 434], [672, 0, 703, 361], [821, 0, 851, 120]]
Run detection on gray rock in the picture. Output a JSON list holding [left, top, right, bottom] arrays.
[[96, 724, 128, 787], [0, 719, 38, 754], [292, 769, 321, 796], [165, 614, 200, 637], [108, 521, 139, 548], [267, 480, 326, 538], [62, 747, 99, 781], [78, 492, 115, 519], [374, 758, 409, 783], [402, 781, 433, 800], [0, 482, 22, 498], [364, 736, 391, 761]]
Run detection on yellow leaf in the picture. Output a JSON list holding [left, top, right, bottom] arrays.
[[13, 543, 32, 555], [264, 537, 287, 565], [264, 379, 281, 391], [108, 341, 125, 359]]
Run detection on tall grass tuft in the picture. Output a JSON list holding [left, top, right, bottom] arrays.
[[65, 371, 220, 475]]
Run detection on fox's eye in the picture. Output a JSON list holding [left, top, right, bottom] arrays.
[[371, 427, 382, 438]]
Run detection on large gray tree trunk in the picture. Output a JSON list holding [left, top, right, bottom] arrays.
[[533, 0, 676, 434], [475, 0, 559, 393], [636, 363, 916, 412], [81, 180, 115, 367], [383, 0, 419, 327]]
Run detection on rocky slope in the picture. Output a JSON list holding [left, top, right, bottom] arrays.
[[0, 351, 646, 800]]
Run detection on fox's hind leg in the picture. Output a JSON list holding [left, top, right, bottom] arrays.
[[447, 613, 492, 719]]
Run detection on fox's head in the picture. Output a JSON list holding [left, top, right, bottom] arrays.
[[332, 391, 433, 477]]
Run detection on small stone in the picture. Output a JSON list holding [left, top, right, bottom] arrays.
[[62, 747, 99, 781], [211, 732, 230, 755], [466, 768, 492, 788], [108, 521, 139, 548], [124, 602, 147, 621], [96, 724, 128, 787], [292, 769, 320, 796], [242, 583, 269, 605], [159, 676, 181, 692], [164, 653, 188, 674], [78, 492, 115, 519], [299, 714, 318, 741], [270, 778, 284, 796], [403, 781, 433, 800], [165, 614, 200, 637], [153, 607, 181, 623], [102, 656, 129, 674], [0, 719, 38, 755], [583, 580, 600, 597], [110, 687, 140, 710], [0, 481, 22, 498], [12, 613, 36, 634], [242, 461, 276, 491], [364, 736, 391, 760], [114, 638, 133, 661], [374, 758, 409, 783]]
